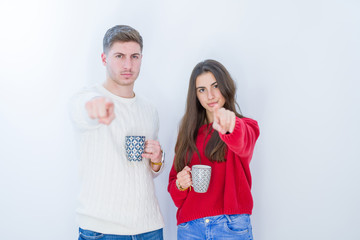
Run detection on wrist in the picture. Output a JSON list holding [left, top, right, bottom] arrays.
[[150, 150, 165, 166], [176, 179, 186, 191]]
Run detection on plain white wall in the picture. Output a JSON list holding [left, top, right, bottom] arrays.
[[1, 0, 359, 239]]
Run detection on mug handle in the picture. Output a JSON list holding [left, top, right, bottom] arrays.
[[189, 169, 193, 191]]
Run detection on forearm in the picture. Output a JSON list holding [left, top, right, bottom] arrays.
[[151, 162, 162, 172], [69, 91, 102, 129], [219, 117, 260, 157], [168, 166, 188, 207], [150, 150, 165, 177]]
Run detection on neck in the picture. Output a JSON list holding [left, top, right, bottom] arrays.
[[206, 110, 213, 123], [103, 80, 135, 98]]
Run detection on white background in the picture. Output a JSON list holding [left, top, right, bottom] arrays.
[[1, 0, 359, 239]]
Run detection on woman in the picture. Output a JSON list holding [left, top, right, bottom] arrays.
[[168, 59, 260, 239]]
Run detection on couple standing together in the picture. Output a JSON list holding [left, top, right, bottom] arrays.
[[70, 25, 260, 240]]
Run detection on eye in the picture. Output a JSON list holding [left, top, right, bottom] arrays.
[[198, 88, 205, 93], [213, 84, 218, 88], [132, 55, 139, 59], [115, 55, 122, 58]]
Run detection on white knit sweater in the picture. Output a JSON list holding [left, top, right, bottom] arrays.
[[70, 85, 164, 235]]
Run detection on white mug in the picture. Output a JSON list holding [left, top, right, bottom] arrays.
[[191, 165, 212, 193]]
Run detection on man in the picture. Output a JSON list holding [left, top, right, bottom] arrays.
[[70, 25, 165, 239]]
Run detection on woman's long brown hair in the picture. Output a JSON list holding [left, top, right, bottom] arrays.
[[174, 59, 244, 172]]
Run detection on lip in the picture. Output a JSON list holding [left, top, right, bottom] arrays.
[[121, 73, 133, 78], [207, 102, 218, 107]]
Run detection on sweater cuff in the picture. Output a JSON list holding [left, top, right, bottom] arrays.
[[219, 117, 242, 142], [151, 162, 164, 178], [172, 179, 189, 195]]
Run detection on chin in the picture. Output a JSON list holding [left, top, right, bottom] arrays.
[[118, 79, 135, 85]]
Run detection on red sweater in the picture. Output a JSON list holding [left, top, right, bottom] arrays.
[[168, 117, 260, 225]]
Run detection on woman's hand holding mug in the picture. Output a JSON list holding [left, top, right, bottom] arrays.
[[176, 166, 192, 191]]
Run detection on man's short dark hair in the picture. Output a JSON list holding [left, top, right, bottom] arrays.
[[103, 25, 143, 53]]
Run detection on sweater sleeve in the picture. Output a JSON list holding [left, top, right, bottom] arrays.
[[219, 117, 260, 159], [149, 108, 165, 178], [168, 162, 189, 208], [69, 88, 102, 131], [151, 161, 165, 178]]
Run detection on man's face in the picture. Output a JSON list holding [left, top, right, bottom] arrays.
[[102, 41, 142, 88]]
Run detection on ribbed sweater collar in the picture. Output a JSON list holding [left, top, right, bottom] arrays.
[[96, 85, 137, 104]]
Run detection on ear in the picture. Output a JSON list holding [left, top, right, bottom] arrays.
[[101, 53, 107, 66]]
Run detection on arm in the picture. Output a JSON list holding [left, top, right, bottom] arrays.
[[219, 117, 260, 159], [142, 140, 165, 175], [69, 88, 115, 130], [142, 109, 165, 176], [212, 108, 259, 159], [168, 163, 191, 208], [69, 90, 101, 130]]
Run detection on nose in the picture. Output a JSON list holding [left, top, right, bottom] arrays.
[[207, 89, 214, 99], [123, 58, 132, 70]]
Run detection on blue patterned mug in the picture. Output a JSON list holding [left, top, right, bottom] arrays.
[[125, 136, 145, 161]]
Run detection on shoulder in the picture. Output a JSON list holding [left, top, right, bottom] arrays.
[[81, 84, 101, 93], [240, 117, 259, 127], [70, 84, 102, 104], [73, 84, 101, 97], [239, 117, 260, 136]]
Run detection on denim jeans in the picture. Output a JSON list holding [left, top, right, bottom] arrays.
[[78, 228, 163, 240], [177, 214, 253, 240]]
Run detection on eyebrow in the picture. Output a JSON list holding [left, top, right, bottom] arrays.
[[113, 52, 141, 56], [196, 81, 217, 89]]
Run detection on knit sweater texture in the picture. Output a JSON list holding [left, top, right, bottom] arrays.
[[168, 117, 260, 225], [70, 85, 164, 235]]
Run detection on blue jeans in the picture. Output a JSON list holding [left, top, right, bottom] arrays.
[[78, 228, 163, 240], [177, 214, 253, 240]]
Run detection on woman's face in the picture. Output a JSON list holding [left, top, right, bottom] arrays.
[[195, 72, 226, 122]]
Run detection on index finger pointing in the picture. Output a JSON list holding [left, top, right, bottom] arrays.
[[213, 106, 221, 123]]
